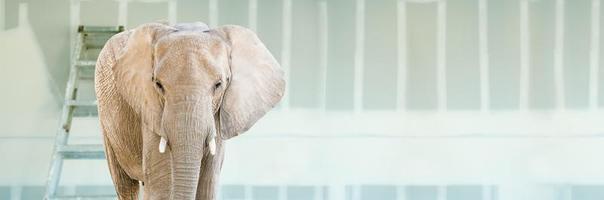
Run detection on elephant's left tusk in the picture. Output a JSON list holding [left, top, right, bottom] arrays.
[[208, 138, 216, 156], [159, 137, 167, 153]]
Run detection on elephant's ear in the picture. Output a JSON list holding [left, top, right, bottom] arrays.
[[112, 23, 175, 112], [215, 25, 285, 140]]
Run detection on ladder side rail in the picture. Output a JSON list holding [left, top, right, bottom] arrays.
[[63, 32, 86, 130], [44, 32, 85, 199]]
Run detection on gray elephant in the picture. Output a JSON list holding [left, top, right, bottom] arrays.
[[94, 22, 285, 200]]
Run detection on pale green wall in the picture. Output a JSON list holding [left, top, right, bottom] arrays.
[[3, 0, 604, 199], [4, 0, 603, 111]]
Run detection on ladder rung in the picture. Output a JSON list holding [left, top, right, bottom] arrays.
[[79, 76, 95, 81], [78, 25, 124, 33], [48, 194, 116, 200], [57, 144, 105, 159], [66, 100, 97, 107], [76, 60, 96, 67]]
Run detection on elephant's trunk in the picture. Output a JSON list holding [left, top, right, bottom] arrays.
[[170, 142, 203, 199], [164, 100, 213, 199]]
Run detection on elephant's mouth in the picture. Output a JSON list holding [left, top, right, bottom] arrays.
[[157, 132, 216, 155]]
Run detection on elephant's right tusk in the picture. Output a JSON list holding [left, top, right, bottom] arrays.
[[159, 137, 167, 153]]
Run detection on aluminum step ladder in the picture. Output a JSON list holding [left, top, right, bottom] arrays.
[[44, 25, 125, 200]]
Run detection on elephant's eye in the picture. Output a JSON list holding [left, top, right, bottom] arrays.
[[155, 81, 165, 93], [214, 81, 222, 90]]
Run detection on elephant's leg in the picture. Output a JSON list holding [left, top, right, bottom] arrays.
[[103, 136, 140, 200], [142, 132, 171, 200], [195, 140, 225, 200]]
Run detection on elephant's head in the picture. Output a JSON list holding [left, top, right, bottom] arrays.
[[111, 22, 285, 199]]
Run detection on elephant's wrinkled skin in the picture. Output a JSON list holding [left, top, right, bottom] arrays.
[[94, 22, 285, 200]]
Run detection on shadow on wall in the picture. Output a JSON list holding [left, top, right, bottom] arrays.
[[0, 3, 59, 136]]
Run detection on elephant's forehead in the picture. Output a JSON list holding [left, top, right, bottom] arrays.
[[154, 33, 228, 84], [158, 32, 227, 59]]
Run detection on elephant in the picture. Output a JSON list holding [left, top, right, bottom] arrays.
[[94, 22, 285, 200]]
